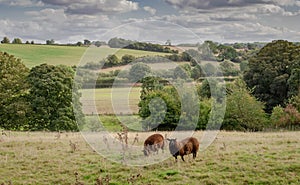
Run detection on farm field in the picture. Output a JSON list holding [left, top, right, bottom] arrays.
[[80, 87, 141, 115], [0, 131, 299, 184], [0, 44, 170, 68]]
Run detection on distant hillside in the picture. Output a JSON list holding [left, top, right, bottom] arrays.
[[0, 44, 171, 68]]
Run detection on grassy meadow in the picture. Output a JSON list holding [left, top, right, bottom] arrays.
[[0, 44, 170, 68], [80, 87, 141, 115], [0, 131, 299, 184]]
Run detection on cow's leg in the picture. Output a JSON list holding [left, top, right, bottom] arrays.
[[181, 155, 185, 162]]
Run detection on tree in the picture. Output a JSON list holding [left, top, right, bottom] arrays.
[[121, 54, 135, 65], [202, 41, 218, 54], [288, 68, 300, 97], [270, 105, 284, 128], [191, 65, 203, 79], [198, 79, 216, 99], [94, 41, 104, 47], [76, 41, 83, 46], [220, 60, 239, 76], [174, 64, 191, 79], [139, 78, 199, 131], [198, 41, 217, 60], [240, 60, 249, 72], [181, 51, 192, 61], [12, 38, 22, 44], [217, 45, 239, 61], [108, 37, 133, 48], [27, 64, 83, 131], [129, 63, 151, 82], [0, 52, 30, 130], [203, 63, 217, 76], [1, 37, 10, 44], [104, 54, 119, 68], [244, 40, 300, 112], [46, 39, 55, 45], [197, 98, 211, 130], [84, 39, 91, 45], [165, 39, 171, 46], [138, 80, 181, 131], [222, 79, 267, 131]]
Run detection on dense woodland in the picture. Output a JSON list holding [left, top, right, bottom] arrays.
[[0, 38, 299, 131]]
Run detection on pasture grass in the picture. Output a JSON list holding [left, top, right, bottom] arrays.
[[83, 115, 142, 132], [0, 131, 299, 184], [80, 87, 141, 115], [0, 44, 170, 68], [0, 44, 85, 68]]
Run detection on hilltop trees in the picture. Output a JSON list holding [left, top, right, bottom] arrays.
[[125, 42, 178, 53], [1, 37, 10, 44], [12, 38, 22, 44], [244, 40, 300, 112], [46, 39, 55, 45], [108, 37, 133, 48], [84, 39, 91, 45]]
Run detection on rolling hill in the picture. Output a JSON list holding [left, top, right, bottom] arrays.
[[0, 44, 171, 68]]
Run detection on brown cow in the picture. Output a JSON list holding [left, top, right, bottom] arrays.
[[143, 134, 165, 156]]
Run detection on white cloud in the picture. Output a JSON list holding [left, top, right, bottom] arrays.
[[1, 6, 116, 43], [143, 6, 156, 15], [38, 0, 139, 15], [26, 8, 66, 24]]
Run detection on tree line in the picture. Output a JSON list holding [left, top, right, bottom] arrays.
[[0, 36, 106, 47], [139, 40, 300, 131]]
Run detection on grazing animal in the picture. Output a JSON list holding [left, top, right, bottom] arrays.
[[167, 137, 199, 161], [143, 134, 165, 156]]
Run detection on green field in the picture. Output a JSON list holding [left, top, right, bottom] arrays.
[[80, 87, 141, 115], [0, 131, 299, 184], [0, 44, 170, 68]]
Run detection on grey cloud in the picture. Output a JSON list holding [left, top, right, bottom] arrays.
[[164, 0, 270, 10], [0, 0, 44, 7]]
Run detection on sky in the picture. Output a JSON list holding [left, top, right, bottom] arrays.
[[0, 0, 300, 44]]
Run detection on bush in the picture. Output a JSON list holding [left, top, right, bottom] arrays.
[[222, 79, 267, 131], [270, 105, 284, 128], [276, 104, 300, 129]]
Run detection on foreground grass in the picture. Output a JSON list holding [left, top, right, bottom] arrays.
[[0, 44, 170, 68], [0, 131, 299, 184]]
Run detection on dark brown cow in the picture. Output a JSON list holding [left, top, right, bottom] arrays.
[[167, 137, 199, 161]]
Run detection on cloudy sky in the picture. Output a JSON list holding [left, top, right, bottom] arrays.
[[1, 0, 300, 44]]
